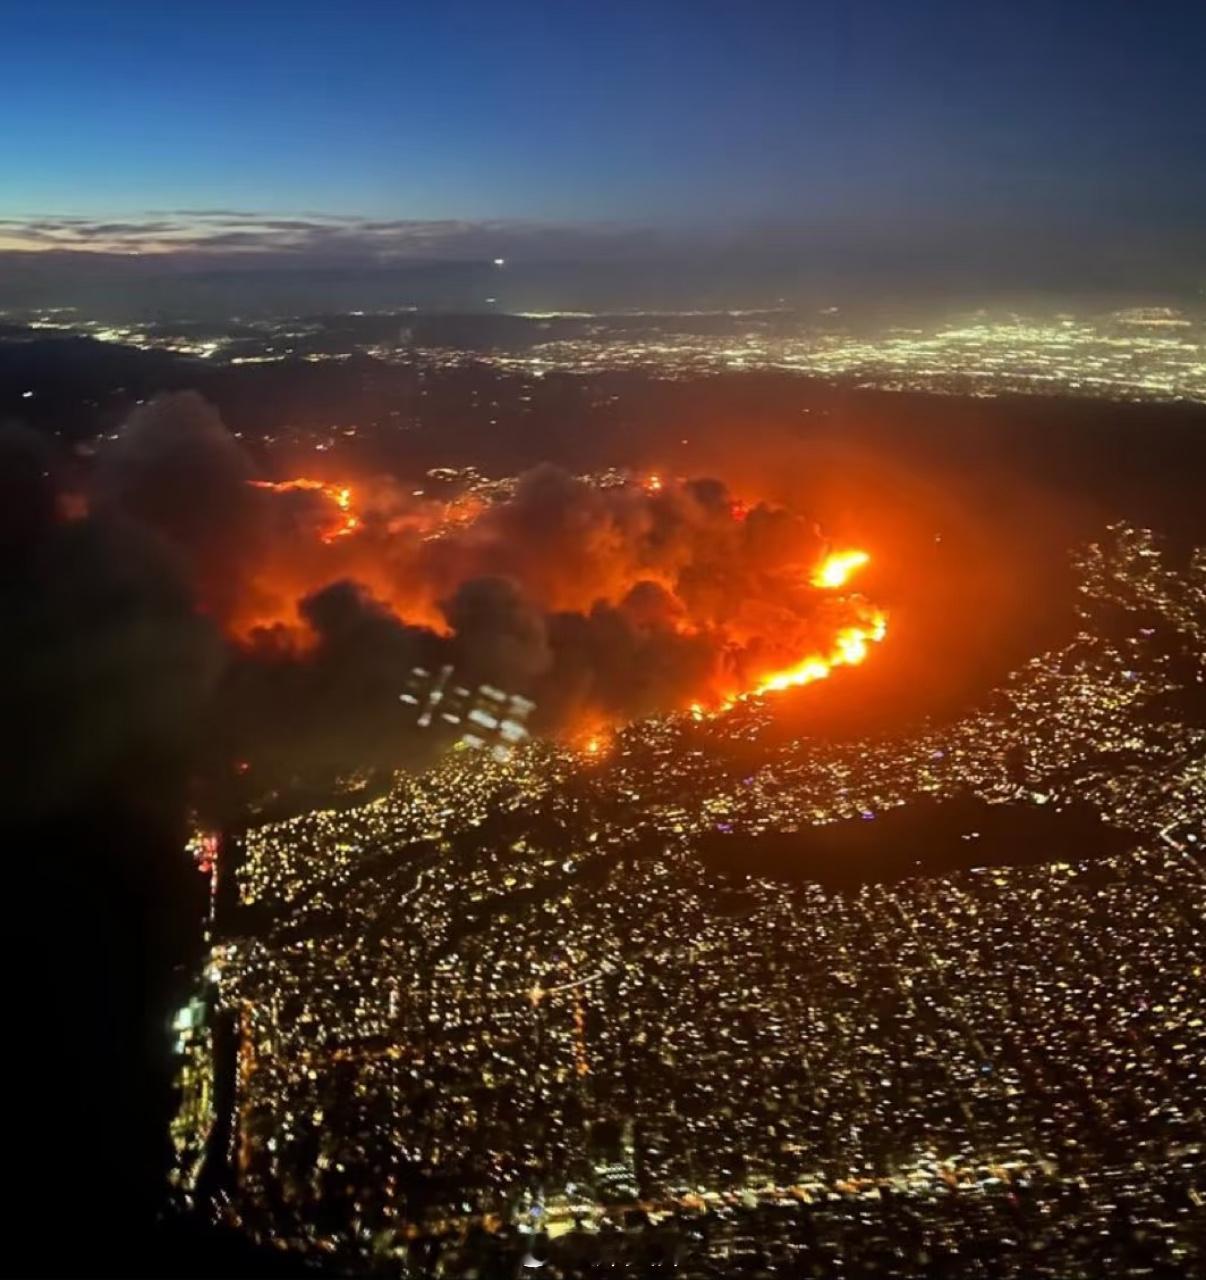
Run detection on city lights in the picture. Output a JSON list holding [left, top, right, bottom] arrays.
[[170, 523, 1206, 1271]]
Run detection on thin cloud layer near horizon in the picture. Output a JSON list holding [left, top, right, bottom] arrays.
[[4, 2, 1204, 258]]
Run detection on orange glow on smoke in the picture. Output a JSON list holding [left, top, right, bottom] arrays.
[[248, 478, 360, 542], [699, 548, 886, 706], [233, 476, 421, 638], [233, 470, 889, 721], [574, 723, 614, 756], [57, 491, 90, 522]]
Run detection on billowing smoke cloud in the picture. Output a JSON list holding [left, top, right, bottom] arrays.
[[0, 416, 222, 822], [9, 392, 881, 803], [443, 576, 552, 688], [95, 391, 264, 620], [211, 580, 442, 787], [540, 588, 722, 726]]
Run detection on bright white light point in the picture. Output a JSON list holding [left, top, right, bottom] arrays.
[[493, 257, 506, 267]]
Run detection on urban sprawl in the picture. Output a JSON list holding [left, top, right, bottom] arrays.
[[171, 524, 1205, 1277]]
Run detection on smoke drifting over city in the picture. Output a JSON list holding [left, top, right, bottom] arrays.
[[3, 391, 890, 804]]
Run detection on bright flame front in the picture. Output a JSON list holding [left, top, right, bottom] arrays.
[[754, 612, 888, 695], [811, 549, 871, 589], [753, 547, 886, 697], [249, 478, 360, 542]]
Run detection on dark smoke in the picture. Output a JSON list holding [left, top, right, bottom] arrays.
[[443, 575, 552, 687], [96, 391, 264, 622], [0, 418, 222, 823], [212, 580, 442, 786], [5, 392, 862, 805], [539, 591, 721, 726]]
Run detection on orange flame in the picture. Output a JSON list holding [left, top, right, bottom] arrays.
[[754, 611, 887, 695], [753, 547, 884, 694], [574, 725, 613, 756], [812, 548, 870, 589], [238, 474, 889, 720], [248, 478, 361, 542]]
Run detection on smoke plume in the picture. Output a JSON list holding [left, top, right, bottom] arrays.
[[9, 393, 886, 798]]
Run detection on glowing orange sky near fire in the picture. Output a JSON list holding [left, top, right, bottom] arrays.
[[248, 478, 359, 542], [237, 475, 888, 714]]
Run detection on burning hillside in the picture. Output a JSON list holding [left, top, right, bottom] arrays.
[[66, 392, 889, 779], [222, 459, 886, 717]]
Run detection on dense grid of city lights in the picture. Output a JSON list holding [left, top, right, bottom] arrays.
[[11, 305, 1206, 405], [481, 310, 1206, 404]]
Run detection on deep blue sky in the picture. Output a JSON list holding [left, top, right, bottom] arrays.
[[2, 0, 1204, 261]]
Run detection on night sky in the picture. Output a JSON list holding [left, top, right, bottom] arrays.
[[2, 0, 1203, 278]]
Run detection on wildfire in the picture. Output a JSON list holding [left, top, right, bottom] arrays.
[[678, 545, 887, 708], [754, 611, 888, 695], [581, 730, 618, 758], [753, 548, 884, 695], [574, 724, 615, 756], [248, 477, 360, 542], [234, 468, 889, 725], [812, 548, 871, 589]]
